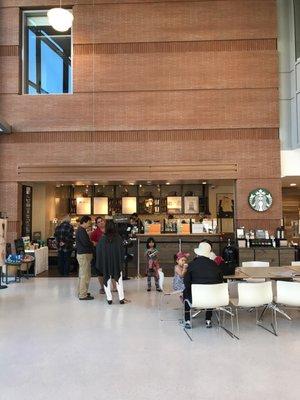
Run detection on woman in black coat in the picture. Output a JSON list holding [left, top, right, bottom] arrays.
[[96, 220, 126, 304]]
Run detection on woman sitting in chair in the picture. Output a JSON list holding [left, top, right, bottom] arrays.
[[183, 242, 223, 329]]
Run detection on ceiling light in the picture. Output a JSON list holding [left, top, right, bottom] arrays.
[[139, 184, 142, 188], [129, 182, 135, 186], [290, 183, 297, 187], [202, 181, 207, 185], [47, 7, 73, 32], [166, 182, 170, 185], [94, 183, 99, 186]]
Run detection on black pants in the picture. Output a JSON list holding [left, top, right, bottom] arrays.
[[57, 249, 72, 276], [184, 295, 213, 322]]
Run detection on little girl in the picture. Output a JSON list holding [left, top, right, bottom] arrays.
[[145, 237, 162, 292], [173, 251, 190, 292]]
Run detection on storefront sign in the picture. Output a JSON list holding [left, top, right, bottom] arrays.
[[248, 188, 273, 212]]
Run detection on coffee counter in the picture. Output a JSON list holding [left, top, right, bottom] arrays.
[[238, 247, 296, 267]]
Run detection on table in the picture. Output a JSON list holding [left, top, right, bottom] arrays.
[[225, 266, 300, 280], [25, 247, 48, 276]]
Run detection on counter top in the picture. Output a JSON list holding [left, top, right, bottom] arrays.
[[136, 233, 224, 237]]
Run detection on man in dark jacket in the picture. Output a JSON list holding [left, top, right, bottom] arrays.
[[76, 215, 94, 300], [54, 215, 74, 276], [183, 242, 223, 329]]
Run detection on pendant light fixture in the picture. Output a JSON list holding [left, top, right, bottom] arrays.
[[47, 1, 74, 32]]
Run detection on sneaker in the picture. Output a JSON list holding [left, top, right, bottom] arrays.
[[206, 320, 212, 328], [107, 300, 112, 305], [184, 321, 192, 329], [147, 288, 151, 292], [156, 287, 162, 292]]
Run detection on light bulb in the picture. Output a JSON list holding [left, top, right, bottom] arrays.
[[47, 8, 73, 32]]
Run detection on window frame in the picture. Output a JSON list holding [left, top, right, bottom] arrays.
[[22, 9, 73, 95]]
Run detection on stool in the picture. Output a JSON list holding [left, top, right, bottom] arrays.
[[4, 263, 21, 284], [0, 266, 8, 289]]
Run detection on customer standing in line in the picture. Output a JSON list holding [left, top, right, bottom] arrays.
[[96, 220, 127, 304], [54, 215, 74, 277], [91, 216, 117, 294], [76, 215, 94, 300]]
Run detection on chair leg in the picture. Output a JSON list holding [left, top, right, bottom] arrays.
[[256, 305, 278, 336], [235, 308, 240, 336]]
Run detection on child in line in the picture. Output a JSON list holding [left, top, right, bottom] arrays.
[[145, 237, 162, 292], [173, 251, 190, 292]]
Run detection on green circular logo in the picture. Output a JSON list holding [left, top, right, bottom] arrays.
[[248, 188, 273, 212]]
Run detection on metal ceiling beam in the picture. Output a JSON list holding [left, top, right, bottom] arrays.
[[0, 119, 12, 134]]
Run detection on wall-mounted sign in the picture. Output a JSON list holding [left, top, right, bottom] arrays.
[[22, 185, 32, 237], [248, 188, 273, 212]]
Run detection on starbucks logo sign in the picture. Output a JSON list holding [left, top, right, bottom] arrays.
[[248, 188, 273, 212]]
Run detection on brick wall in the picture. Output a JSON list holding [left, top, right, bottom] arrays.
[[0, 0, 281, 237]]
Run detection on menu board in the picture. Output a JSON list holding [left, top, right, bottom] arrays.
[[76, 197, 91, 215], [184, 196, 199, 214], [22, 185, 32, 238], [167, 196, 182, 214], [93, 197, 108, 215]]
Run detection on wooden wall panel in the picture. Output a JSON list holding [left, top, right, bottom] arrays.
[[73, 1, 277, 44], [74, 50, 278, 93], [0, 8, 19, 46], [0, 89, 278, 132]]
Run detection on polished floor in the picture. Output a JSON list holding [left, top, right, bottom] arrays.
[[1, 278, 300, 400]]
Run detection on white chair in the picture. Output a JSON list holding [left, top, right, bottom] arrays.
[[185, 283, 237, 339], [241, 261, 270, 282], [290, 261, 300, 282], [291, 261, 300, 266], [231, 281, 276, 336], [273, 281, 300, 328]]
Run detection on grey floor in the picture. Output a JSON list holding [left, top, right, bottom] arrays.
[[1, 277, 300, 400]]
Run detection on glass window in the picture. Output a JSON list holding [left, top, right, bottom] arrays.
[[295, 0, 300, 60], [23, 10, 72, 94]]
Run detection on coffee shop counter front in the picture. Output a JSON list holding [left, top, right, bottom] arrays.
[[135, 233, 233, 276]]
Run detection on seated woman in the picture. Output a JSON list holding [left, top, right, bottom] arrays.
[[173, 251, 190, 292]]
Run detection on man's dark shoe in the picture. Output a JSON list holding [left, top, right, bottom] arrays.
[[107, 300, 112, 305], [79, 296, 94, 301], [147, 287, 151, 292]]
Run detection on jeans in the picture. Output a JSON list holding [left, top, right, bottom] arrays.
[[184, 295, 213, 322], [58, 249, 72, 276]]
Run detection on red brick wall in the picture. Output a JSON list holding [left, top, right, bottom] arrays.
[[0, 0, 281, 237]]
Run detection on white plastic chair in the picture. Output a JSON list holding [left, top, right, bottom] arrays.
[[291, 261, 300, 266], [242, 261, 270, 282], [231, 281, 276, 335], [290, 261, 300, 282], [185, 283, 237, 339], [269, 281, 300, 334]]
